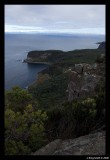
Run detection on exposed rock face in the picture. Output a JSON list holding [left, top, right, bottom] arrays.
[[67, 55, 105, 101], [67, 71, 82, 101], [74, 63, 94, 75], [27, 51, 52, 59], [80, 74, 102, 98], [23, 50, 64, 63], [74, 64, 83, 74], [32, 131, 105, 155]]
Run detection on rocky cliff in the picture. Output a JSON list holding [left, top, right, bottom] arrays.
[[31, 53, 105, 156], [23, 50, 63, 63], [66, 54, 105, 102], [32, 131, 105, 155]]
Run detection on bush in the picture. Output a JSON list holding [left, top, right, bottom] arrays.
[[5, 140, 31, 155], [5, 86, 34, 113], [5, 103, 48, 155], [29, 74, 68, 109], [45, 95, 105, 140]]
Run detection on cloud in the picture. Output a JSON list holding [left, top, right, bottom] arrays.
[[5, 5, 105, 34], [5, 24, 105, 35]]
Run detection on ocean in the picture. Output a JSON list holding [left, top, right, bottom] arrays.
[[5, 33, 105, 90]]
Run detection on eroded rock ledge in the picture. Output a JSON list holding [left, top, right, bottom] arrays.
[[32, 131, 105, 155]]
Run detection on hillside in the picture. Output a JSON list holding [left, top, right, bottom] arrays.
[[23, 49, 105, 64], [5, 45, 106, 155], [28, 48, 105, 108], [28, 48, 105, 155]]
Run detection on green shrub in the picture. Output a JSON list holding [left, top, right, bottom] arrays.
[[5, 103, 48, 155], [29, 74, 68, 109], [5, 140, 31, 155], [45, 95, 105, 140], [5, 86, 37, 113]]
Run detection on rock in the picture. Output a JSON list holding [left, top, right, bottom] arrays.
[[69, 71, 79, 82], [83, 63, 92, 73], [67, 61, 104, 101], [32, 139, 62, 155], [83, 74, 100, 84], [67, 70, 101, 101], [68, 82, 79, 101], [53, 131, 105, 155], [67, 71, 82, 101], [80, 74, 101, 98], [75, 63, 93, 74], [32, 131, 105, 155], [74, 64, 83, 74], [92, 63, 98, 70]]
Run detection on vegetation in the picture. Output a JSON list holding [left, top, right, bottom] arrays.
[[45, 91, 105, 141], [5, 48, 105, 155], [5, 87, 48, 155], [26, 49, 105, 64], [29, 73, 68, 109]]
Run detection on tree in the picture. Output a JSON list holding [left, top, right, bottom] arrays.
[[5, 86, 38, 113], [5, 88, 48, 155]]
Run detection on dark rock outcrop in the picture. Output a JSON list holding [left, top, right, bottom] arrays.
[[67, 54, 105, 101], [97, 42, 105, 49], [32, 131, 105, 155], [67, 71, 81, 101]]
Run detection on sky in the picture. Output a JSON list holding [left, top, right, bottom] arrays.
[[5, 5, 105, 35]]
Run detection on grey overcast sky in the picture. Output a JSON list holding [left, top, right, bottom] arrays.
[[5, 5, 105, 34]]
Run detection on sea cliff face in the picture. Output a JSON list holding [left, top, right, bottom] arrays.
[[23, 50, 64, 64]]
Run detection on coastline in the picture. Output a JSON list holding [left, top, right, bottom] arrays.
[[23, 60, 51, 65], [24, 63, 50, 89]]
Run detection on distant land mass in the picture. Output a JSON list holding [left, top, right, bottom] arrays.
[[23, 42, 105, 65], [96, 41, 105, 49]]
